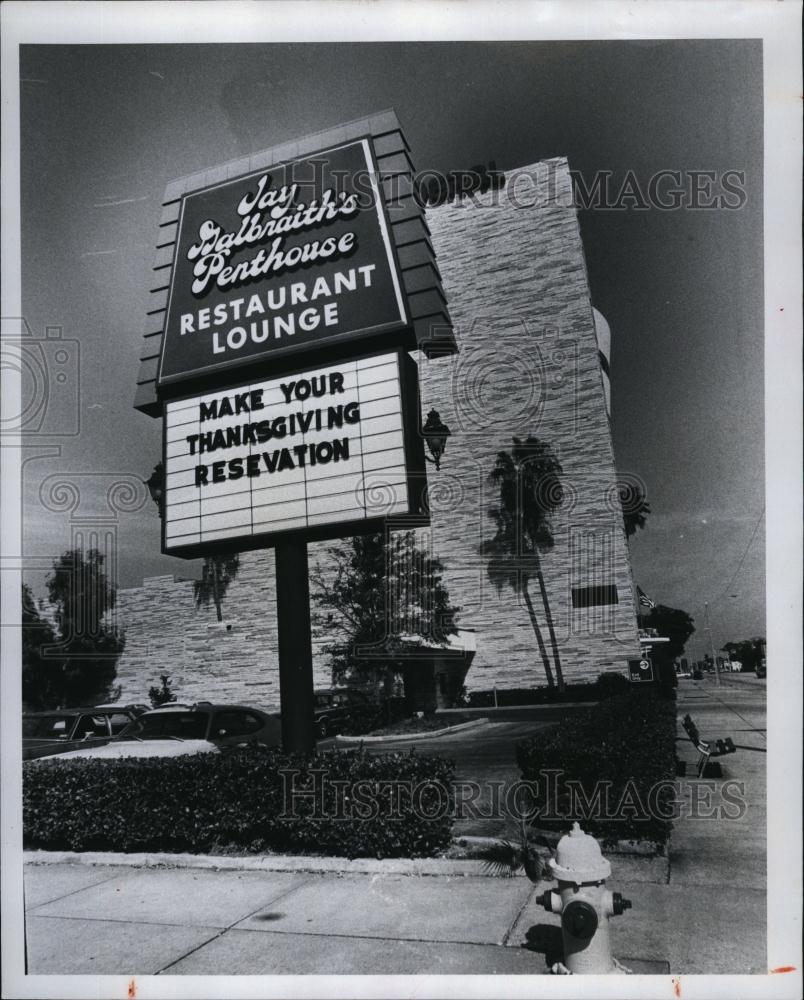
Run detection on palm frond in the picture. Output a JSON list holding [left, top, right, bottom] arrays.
[[479, 839, 524, 876]]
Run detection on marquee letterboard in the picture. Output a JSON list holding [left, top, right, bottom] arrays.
[[162, 350, 425, 556], [159, 139, 407, 386]]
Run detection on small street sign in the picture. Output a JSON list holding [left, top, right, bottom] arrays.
[[628, 657, 655, 683]]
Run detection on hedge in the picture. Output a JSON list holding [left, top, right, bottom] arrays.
[[23, 746, 455, 858], [337, 698, 409, 736], [515, 688, 677, 847], [467, 672, 631, 707]]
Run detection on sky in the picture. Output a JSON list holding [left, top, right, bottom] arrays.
[[16, 39, 764, 659]]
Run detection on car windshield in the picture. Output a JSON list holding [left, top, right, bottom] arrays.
[[23, 715, 75, 740], [121, 712, 209, 740]]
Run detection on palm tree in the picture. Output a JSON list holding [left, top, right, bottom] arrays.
[[619, 480, 651, 538], [477, 813, 551, 882], [193, 554, 240, 622], [482, 436, 565, 691]]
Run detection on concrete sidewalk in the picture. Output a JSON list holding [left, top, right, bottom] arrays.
[[23, 858, 667, 975], [22, 682, 766, 976]]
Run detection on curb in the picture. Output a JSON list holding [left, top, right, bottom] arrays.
[[437, 702, 598, 716], [23, 848, 514, 879], [334, 717, 490, 744], [449, 833, 664, 859], [23, 837, 667, 883]]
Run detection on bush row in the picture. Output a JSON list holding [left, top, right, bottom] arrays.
[[23, 746, 455, 858], [516, 687, 677, 847], [337, 698, 409, 736], [467, 671, 631, 707]]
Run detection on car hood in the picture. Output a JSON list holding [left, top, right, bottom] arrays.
[[49, 739, 220, 760]]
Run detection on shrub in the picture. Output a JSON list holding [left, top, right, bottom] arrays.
[[515, 688, 677, 847], [148, 673, 177, 708], [466, 687, 578, 707], [593, 671, 631, 699], [466, 673, 630, 708], [23, 746, 455, 858], [337, 703, 385, 736], [338, 698, 408, 736]]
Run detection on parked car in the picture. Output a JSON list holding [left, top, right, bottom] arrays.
[[22, 705, 149, 760], [313, 688, 373, 738], [138, 701, 195, 711], [755, 659, 766, 678], [47, 703, 282, 761]]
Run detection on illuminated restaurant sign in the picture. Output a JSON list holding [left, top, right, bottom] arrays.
[[159, 139, 408, 385], [162, 351, 424, 555]]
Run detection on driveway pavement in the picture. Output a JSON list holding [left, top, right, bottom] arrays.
[[329, 715, 559, 839]]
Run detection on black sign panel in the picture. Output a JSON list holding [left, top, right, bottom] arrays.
[[628, 657, 655, 683], [159, 140, 408, 386]]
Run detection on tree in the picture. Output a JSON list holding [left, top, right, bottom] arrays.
[[148, 673, 177, 707], [482, 436, 565, 691], [311, 531, 459, 695], [723, 637, 765, 672], [193, 554, 240, 622], [639, 604, 695, 661], [22, 583, 61, 711], [619, 479, 651, 538], [42, 548, 125, 707]]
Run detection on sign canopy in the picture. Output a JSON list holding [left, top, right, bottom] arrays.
[[159, 139, 407, 386]]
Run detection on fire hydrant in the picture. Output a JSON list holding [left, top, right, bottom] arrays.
[[536, 822, 632, 974]]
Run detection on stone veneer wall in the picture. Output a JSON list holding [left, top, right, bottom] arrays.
[[114, 556, 281, 708], [414, 158, 640, 691], [115, 157, 639, 708]]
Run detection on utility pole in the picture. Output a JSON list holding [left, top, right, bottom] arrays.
[[703, 602, 721, 688]]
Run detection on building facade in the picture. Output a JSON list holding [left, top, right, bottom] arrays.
[[115, 156, 640, 707]]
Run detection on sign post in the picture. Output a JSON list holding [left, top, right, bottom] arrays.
[[275, 539, 316, 754]]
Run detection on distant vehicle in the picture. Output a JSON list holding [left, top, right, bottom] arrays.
[[313, 688, 372, 738], [38, 703, 282, 761], [755, 659, 766, 679], [22, 705, 148, 761]]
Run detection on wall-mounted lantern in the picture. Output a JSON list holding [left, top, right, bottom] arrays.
[[423, 409, 451, 471], [144, 462, 164, 518]]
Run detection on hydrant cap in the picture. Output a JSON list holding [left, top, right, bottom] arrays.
[[549, 822, 612, 883]]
